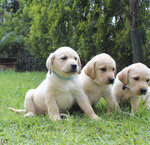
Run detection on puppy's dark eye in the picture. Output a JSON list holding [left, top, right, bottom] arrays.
[[112, 68, 115, 71], [133, 77, 139, 81], [100, 68, 106, 72], [75, 57, 77, 60], [146, 79, 149, 82], [61, 56, 67, 60]]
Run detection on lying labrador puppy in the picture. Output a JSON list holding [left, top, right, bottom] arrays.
[[112, 63, 150, 115], [79, 53, 119, 112], [9, 47, 98, 121]]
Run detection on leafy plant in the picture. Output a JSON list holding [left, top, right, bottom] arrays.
[[0, 0, 150, 70], [0, 31, 24, 57]]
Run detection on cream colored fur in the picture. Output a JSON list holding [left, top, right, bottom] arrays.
[[79, 53, 119, 113], [9, 47, 98, 121], [112, 63, 150, 115]]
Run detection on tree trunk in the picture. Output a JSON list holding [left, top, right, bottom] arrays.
[[129, 0, 143, 63], [113, 0, 143, 63], [130, 28, 143, 63]]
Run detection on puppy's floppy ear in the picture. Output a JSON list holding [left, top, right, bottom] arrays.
[[46, 53, 55, 73], [77, 55, 82, 74], [118, 67, 130, 85], [84, 61, 96, 80]]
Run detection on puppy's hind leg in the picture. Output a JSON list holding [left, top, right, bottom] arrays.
[[24, 89, 36, 117], [24, 112, 35, 117]]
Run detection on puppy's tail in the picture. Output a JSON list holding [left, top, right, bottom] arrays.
[[8, 107, 26, 114]]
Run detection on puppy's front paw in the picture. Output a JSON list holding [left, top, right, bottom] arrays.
[[91, 114, 105, 121], [24, 112, 35, 117]]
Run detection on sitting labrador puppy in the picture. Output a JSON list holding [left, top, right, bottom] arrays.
[[9, 47, 98, 121], [79, 53, 119, 112], [112, 63, 150, 115]]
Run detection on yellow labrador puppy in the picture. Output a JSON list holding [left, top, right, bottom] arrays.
[[112, 63, 150, 115], [79, 53, 119, 112], [9, 47, 98, 121]]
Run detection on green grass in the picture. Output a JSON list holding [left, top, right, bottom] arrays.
[[0, 71, 150, 144]]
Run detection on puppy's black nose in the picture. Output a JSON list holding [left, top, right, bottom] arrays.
[[140, 88, 147, 94], [71, 64, 77, 70], [109, 78, 114, 84]]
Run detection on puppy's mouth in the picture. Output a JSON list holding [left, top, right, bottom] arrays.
[[62, 69, 77, 74], [70, 69, 78, 73], [62, 65, 78, 74]]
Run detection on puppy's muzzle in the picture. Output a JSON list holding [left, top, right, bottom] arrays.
[[140, 88, 147, 94], [71, 64, 77, 72], [108, 78, 114, 84]]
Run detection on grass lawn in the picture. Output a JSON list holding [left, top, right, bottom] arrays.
[[0, 71, 150, 144]]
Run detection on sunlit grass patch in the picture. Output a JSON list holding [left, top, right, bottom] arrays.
[[0, 71, 150, 144]]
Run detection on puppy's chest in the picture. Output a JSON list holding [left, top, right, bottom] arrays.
[[54, 82, 77, 112], [56, 93, 75, 112]]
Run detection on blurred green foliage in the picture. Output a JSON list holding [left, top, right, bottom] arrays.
[[0, 0, 149, 71]]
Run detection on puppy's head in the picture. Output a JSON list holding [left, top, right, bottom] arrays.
[[84, 53, 116, 85], [118, 63, 150, 95], [46, 47, 81, 78]]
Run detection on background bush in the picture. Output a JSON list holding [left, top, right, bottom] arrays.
[[0, 0, 150, 71]]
